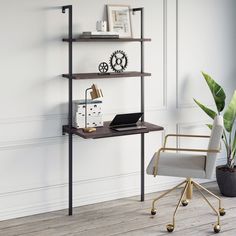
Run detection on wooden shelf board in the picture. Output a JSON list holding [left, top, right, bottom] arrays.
[[62, 121, 164, 139], [62, 38, 151, 42], [62, 71, 151, 80]]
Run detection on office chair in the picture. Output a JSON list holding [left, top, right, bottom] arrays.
[[146, 115, 225, 233]]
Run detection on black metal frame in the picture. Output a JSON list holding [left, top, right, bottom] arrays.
[[62, 5, 145, 215], [132, 7, 145, 202], [62, 5, 73, 215]]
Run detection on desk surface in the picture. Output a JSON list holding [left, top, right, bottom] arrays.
[[63, 121, 164, 139]]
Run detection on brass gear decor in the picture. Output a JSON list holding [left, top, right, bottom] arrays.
[[109, 50, 128, 73]]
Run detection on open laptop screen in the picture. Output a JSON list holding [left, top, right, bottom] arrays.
[[109, 112, 143, 127]]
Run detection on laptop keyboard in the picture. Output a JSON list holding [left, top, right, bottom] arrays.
[[114, 125, 147, 131]]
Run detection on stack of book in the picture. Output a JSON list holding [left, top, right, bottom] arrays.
[[79, 31, 119, 39], [73, 100, 103, 129]]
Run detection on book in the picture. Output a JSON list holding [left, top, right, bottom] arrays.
[[79, 34, 119, 39], [82, 31, 118, 35], [79, 31, 119, 39]]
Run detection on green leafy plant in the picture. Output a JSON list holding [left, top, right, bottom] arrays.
[[194, 72, 236, 169]]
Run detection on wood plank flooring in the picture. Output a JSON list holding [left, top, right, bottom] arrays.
[[0, 182, 235, 236]]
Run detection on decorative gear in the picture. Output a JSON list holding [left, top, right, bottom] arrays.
[[109, 50, 128, 73], [98, 62, 109, 73]]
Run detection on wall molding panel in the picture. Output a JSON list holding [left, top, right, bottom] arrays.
[[0, 171, 210, 221], [0, 114, 67, 125], [175, 0, 236, 109], [175, 0, 179, 109], [0, 136, 66, 151], [162, 0, 168, 109]]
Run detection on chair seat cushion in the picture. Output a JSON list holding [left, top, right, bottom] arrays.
[[146, 152, 206, 179]]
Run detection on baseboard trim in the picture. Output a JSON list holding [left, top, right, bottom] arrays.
[[0, 172, 214, 221]]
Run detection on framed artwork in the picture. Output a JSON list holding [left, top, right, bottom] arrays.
[[107, 5, 132, 38]]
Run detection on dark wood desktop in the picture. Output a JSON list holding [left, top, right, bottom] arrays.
[[63, 121, 164, 139]]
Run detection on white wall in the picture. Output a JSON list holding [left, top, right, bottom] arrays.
[[0, 0, 235, 220]]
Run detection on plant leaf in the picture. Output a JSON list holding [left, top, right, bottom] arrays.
[[202, 72, 226, 113], [206, 124, 213, 130], [223, 90, 236, 132], [232, 129, 236, 154], [193, 99, 217, 119]]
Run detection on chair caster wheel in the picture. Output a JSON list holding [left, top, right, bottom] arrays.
[[151, 208, 157, 215], [166, 224, 174, 232], [214, 224, 221, 233], [219, 208, 226, 216], [181, 199, 188, 207]]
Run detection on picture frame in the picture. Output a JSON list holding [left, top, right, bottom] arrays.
[[107, 4, 132, 38]]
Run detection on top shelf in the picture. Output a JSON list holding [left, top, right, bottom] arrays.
[[62, 38, 151, 42]]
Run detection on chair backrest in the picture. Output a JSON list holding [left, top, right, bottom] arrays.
[[205, 115, 224, 179]]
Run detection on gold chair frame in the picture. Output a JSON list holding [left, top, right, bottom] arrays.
[[150, 134, 225, 233]]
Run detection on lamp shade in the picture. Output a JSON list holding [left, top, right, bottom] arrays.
[[90, 84, 103, 99]]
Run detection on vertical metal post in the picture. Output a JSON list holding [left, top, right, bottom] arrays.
[[133, 7, 145, 202], [140, 8, 145, 202], [62, 5, 73, 216]]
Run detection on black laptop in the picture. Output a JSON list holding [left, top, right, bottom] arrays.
[[109, 112, 146, 131]]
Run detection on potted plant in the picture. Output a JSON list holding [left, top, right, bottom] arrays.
[[194, 72, 236, 197]]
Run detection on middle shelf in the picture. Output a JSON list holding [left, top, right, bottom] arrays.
[[62, 71, 151, 80]]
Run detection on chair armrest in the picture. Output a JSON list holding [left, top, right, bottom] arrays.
[[163, 134, 210, 148]]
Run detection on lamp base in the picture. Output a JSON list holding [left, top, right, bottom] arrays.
[[83, 127, 97, 133]]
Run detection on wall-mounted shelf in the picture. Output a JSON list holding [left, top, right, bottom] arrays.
[[62, 38, 151, 42], [62, 71, 151, 80], [61, 5, 164, 216]]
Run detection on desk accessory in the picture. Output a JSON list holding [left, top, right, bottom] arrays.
[[109, 112, 146, 131], [73, 100, 103, 128], [84, 84, 103, 133], [96, 20, 107, 32], [109, 50, 128, 73], [107, 5, 132, 38], [110, 113, 143, 125], [98, 62, 109, 74]]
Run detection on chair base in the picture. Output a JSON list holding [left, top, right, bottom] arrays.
[[151, 178, 225, 233]]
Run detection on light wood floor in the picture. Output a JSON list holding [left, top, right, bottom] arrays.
[[0, 182, 235, 236]]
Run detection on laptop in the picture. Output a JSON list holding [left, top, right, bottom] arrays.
[[109, 112, 146, 131]]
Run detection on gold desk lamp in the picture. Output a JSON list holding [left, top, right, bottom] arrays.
[[83, 84, 103, 133]]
